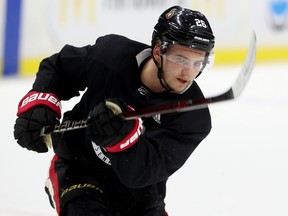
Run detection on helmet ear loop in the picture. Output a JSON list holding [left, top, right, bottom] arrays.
[[196, 52, 210, 78], [152, 42, 172, 91], [157, 55, 171, 90]]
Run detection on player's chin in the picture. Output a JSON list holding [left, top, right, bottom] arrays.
[[171, 85, 190, 94]]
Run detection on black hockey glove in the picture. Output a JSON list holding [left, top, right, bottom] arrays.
[[14, 91, 61, 153], [87, 98, 143, 153]]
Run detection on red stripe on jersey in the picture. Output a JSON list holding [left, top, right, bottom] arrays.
[[49, 155, 61, 215]]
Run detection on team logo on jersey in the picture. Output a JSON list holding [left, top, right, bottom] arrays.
[[138, 86, 148, 95], [152, 114, 161, 124]]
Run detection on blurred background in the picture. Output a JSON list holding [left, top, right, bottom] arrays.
[[1, 0, 288, 76], [0, 0, 287, 216]]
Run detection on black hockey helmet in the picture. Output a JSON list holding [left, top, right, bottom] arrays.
[[151, 6, 215, 93], [152, 6, 215, 53]]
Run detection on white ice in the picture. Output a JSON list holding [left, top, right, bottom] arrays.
[[0, 63, 287, 216]]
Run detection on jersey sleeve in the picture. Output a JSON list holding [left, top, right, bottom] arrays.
[[32, 44, 92, 100], [32, 34, 148, 101]]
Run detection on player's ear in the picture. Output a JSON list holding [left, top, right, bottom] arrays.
[[152, 44, 161, 63]]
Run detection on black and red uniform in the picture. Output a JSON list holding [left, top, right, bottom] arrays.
[[34, 34, 211, 216]]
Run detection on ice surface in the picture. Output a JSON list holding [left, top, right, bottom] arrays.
[[0, 63, 287, 216]]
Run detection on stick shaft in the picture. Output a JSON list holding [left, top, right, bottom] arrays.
[[49, 32, 256, 134]]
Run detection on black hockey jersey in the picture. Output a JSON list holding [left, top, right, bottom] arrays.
[[33, 34, 211, 212]]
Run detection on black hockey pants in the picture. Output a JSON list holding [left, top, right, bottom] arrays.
[[45, 155, 168, 216]]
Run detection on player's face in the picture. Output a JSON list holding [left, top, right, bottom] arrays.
[[162, 45, 206, 93]]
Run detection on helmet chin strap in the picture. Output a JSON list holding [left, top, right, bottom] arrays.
[[157, 66, 172, 91], [157, 56, 172, 91]]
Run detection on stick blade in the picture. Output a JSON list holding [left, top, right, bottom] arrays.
[[231, 31, 257, 98]]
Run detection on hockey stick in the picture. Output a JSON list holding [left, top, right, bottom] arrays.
[[47, 32, 256, 134]]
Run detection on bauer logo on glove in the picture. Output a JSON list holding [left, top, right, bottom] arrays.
[[14, 91, 61, 153], [17, 91, 62, 118]]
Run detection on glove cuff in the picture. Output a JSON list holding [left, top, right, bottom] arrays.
[[17, 91, 62, 118], [105, 118, 144, 153]]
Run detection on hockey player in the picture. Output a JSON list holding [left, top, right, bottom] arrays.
[[14, 5, 215, 216]]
